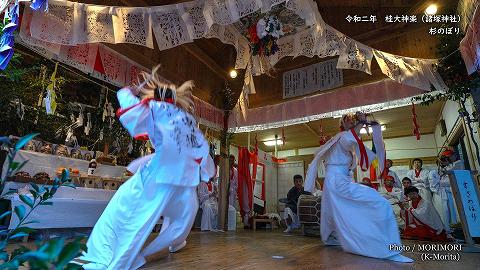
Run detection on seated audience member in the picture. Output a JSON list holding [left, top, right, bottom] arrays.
[[384, 159, 402, 188], [198, 179, 218, 231], [402, 177, 412, 189], [400, 186, 452, 242], [401, 177, 413, 207], [360, 177, 374, 188], [406, 158, 432, 203], [379, 176, 405, 229], [284, 175, 311, 233]]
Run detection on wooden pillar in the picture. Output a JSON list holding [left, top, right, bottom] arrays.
[[217, 111, 230, 231], [218, 154, 229, 231]]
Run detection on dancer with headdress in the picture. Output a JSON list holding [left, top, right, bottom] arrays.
[[304, 112, 412, 262], [429, 147, 464, 227], [80, 65, 215, 270]]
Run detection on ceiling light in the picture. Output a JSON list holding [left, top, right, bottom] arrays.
[[360, 125, 386, 134], [229, 69, 238, 79], [263, 139, 283, 146], [425, 4, 437, 15]]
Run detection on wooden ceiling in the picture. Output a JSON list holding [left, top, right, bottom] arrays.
[[231, 101, 444, 152], [80, 0, 457, 109]]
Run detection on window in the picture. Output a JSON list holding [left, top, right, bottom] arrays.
[[453, 135, 471, 170]]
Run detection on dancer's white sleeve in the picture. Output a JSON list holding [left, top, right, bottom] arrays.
[[304, 133, 342, 192], [200, 155, 216, 182], [117, 88, 152, 138]]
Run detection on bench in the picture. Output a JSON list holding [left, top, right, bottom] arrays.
[[253, 218, 275, 231]]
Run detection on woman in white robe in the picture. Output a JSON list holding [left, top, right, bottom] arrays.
[[430, 149, 463, 227], [198, 181, 218, 231], [429, 169, 446, 228], [305, 112, 412, 263], [80, 66, 215, 270]]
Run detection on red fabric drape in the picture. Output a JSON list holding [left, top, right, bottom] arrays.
[[351, 129, 369, 171], [237, 147, 257, 221]]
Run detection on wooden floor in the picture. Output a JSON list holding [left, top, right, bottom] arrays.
[[142, 230, 480, 270]]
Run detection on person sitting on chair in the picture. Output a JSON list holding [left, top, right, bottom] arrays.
[[283, 175, 311, 233], [198, 179, 218, 231]]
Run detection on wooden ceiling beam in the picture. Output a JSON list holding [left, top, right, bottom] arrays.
[[181, 43, 229, 80], [112, 0, 228, 81], [303, 123, 320, 137]]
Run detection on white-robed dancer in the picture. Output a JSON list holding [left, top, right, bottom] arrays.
[[430, 148, 463, 227], [80, 66, 215, 270], [305, 112, 412, 263]]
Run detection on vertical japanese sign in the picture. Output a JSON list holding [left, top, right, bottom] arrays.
[[283, 58, 343, 99], [453, 170, 480, 237]]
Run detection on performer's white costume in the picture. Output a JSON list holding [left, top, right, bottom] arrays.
[[198, 181, 218, 231], [305, 125, 412, 262], [406, 168, 432, 203], [430, 160, 463, 227], [81, 88, 215, 270], [378, 185, 405, 228]]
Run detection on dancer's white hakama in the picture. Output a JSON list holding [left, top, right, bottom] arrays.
[[81, 88, 215, 270], [305, 125, 413, 262]]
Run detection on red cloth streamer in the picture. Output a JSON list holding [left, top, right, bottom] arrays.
[[351, 128, 369, 171], [237, 147, 257, 223], [412, 103, 421, 140]]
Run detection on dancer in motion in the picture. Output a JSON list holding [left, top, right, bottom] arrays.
[[81, 65, 215, 269], [304, 112, 412, 262]]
